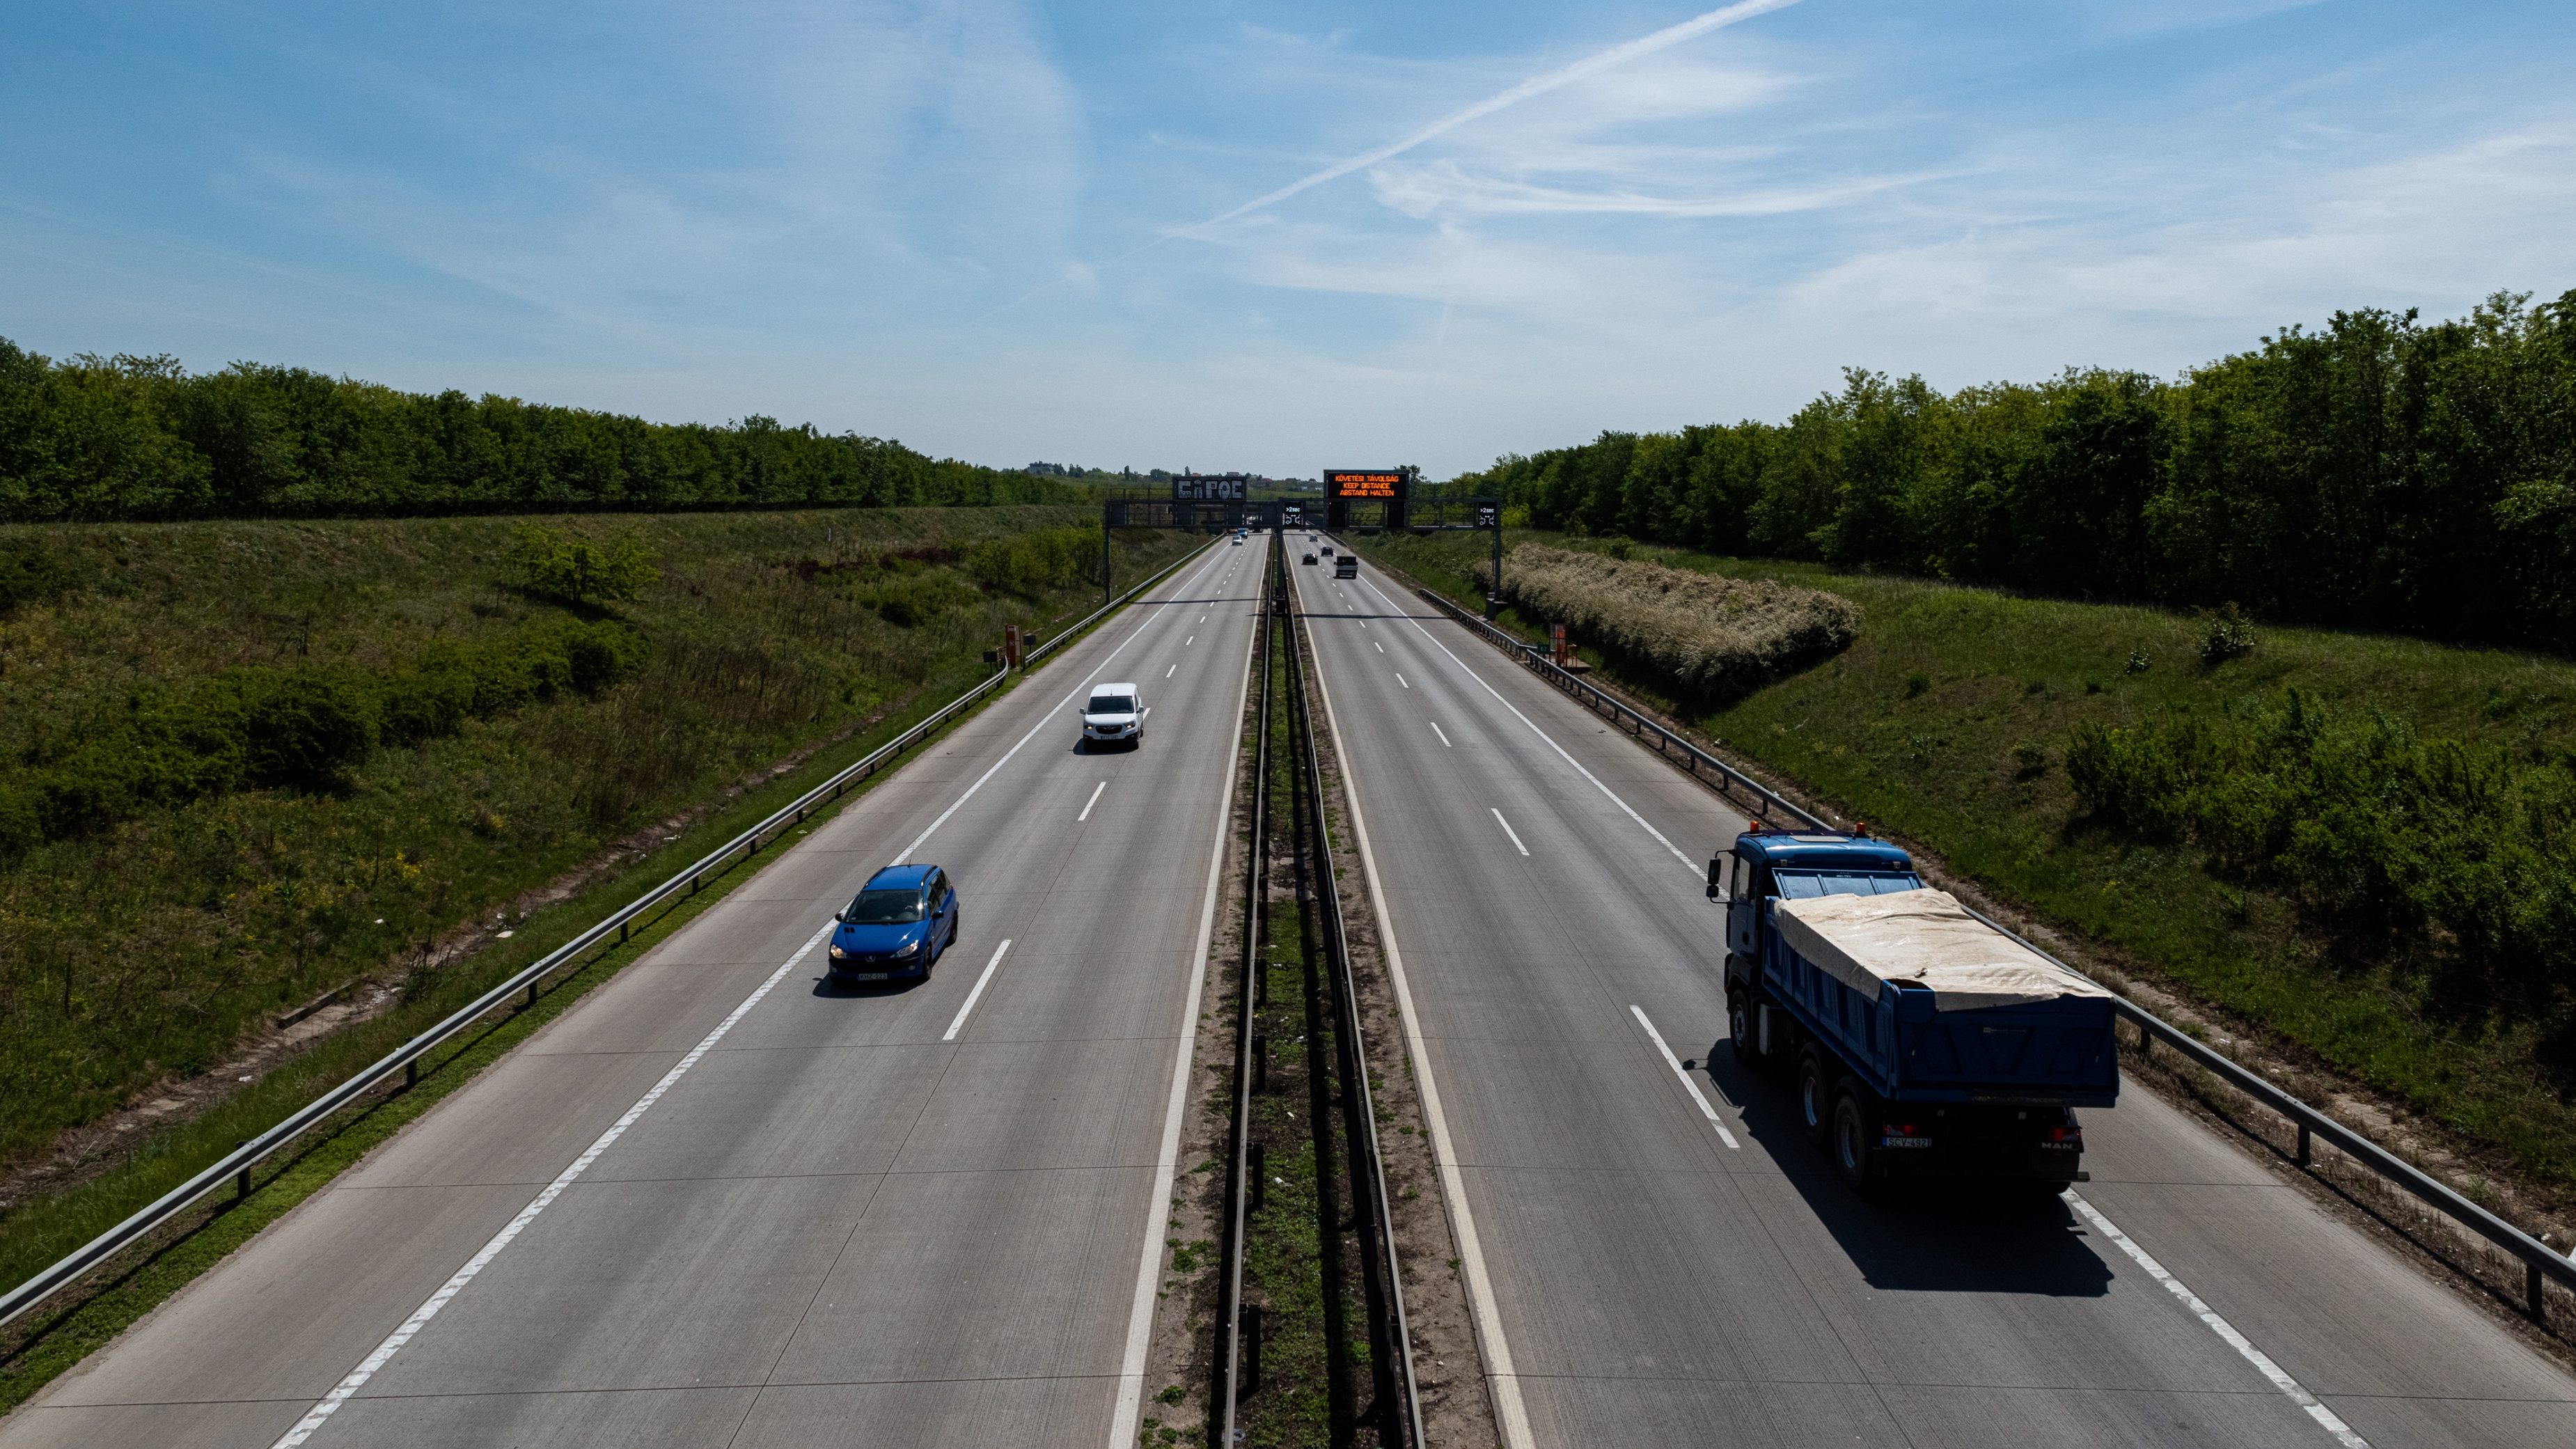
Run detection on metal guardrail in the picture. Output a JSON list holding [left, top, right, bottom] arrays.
[[1406, 572, 2576, 1323], [1410, 585, 1830, 833], [1290, 572, 1424, 1447], [1214, 538, 1278, 1443], [1965, 900, 2576, 1322], [0, 538, 1220, 1333]]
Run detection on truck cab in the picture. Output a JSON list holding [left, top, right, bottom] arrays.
[[1710, 825, 2116, 1191]]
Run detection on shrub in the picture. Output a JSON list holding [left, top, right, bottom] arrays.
[[507, 523, 659, 604], [236, 668, 377, 789], [1475, 544, 1858, 700], [2197, 602, 2257, 666], [964, 524, 1101, 597], [2066, 689, 2576, 994], [0, 538, 95, 614], [0, 617, 642, 856]]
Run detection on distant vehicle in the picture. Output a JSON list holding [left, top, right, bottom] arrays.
[[1083, 682, 1144, 749], [1231, 535, 1243, 546], [1320, 545, 1333, 556], [1334, 555, 1358, 579], [1713, 827, 2117, 1192], [829, 864, 958, 982], [1301, 552, 1318, 565]]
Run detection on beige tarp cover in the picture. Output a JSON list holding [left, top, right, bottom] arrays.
[[1773, 888, 2117, 1012]]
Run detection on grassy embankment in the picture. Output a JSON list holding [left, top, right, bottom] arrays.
[[0, 508, 1188, 1301], [1358, 526, 2576, 1196]]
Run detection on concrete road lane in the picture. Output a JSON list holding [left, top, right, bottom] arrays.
[[1288, 545, 2576, 1449], [1, 537, 1270, 1449]]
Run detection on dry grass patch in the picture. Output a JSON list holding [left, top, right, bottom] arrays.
[[1477, 542, 1858, 699]]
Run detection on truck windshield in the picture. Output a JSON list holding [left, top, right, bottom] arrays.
[[1088, 695, 1136, 714], [845, 888, 927, 924]]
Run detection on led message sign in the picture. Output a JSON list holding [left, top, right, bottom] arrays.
[[1326, 469, 1406, 500]]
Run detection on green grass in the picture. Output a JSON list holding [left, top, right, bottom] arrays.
[[0, 522, 1200, 1411], [1358, 526, 2576, 1193]]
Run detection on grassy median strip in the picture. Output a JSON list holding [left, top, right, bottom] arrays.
[[0, 540, 1198, 1415]]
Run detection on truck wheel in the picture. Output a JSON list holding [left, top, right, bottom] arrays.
[[1796, 1051, 1832, 1148], [1832, 1090, 1875, 1191], [1728, 994, 1761, 1066]]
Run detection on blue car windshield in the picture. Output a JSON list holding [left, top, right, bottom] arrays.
[[846, 888, 927, 924]]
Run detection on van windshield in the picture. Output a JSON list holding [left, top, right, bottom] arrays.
[[1088, 695, 1137, 714], [845, 888, 927, 924]]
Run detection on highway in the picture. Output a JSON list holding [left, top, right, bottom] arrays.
[[1287, 543, 2576, 1449], [0, 536, 1269, 1449]]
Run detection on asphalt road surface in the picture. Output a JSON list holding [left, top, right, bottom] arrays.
[[1, 535, 1268, 1449], [1289, 543, 2576, 1449]]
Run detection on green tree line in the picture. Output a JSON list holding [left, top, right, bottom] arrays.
[[1454, 290, 2576, 652], [0, 340, 1078, 519]]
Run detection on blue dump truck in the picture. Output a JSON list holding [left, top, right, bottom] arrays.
[[1709, 826, 2119, 1192]]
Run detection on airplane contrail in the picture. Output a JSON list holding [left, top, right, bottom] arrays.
[[1184, 0, 1805, 234], [975, 0, 1803, 319]]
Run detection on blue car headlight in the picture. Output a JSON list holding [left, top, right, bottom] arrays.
[[892, 939, 920, 957]]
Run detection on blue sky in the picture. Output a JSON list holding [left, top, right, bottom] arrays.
[[3, 1, 2571, 478]]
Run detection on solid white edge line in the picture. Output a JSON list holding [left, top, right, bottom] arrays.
[[894, 542, 1227, 867], [271, 921, 835, 1448], [943, 938, 1015, 1042], [1078, 781, 1106, 822], [1491, 807, 1530, 856], [1430, 721, 1451, 748], [2064, 1191, 2371, 1448], [1358, 573, 1696, 875], [1295, 562, 1537, 1449], [1106, 537, 1265, 1449], [1628, 1005, 1741, 1150]]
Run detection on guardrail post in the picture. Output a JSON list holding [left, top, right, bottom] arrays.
[[405, 1059, 418, 1089], [524, 980, 537, 1010], [2296, 1123, 2312, 1166], [2531, 1262, 2547, 1322]]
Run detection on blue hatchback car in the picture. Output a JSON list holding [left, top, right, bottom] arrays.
[[827, 863, 958, 982]]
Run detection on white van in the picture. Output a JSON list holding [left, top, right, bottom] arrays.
[[1082, 683, 1143, 749]]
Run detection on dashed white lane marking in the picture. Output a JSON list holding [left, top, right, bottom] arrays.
[[893, 542, 1228, 867], [2064, 1191, 2370, 1447], [943, 938, 1014, 1042], [1165, 664, 1176, 677], [1186, 635, 1195, 646], [1628, 1005, 1740, 1150], [1078, 781, 1106, 822], [1357, 574, 1696, 875], [1491, 808, 1530, 856], [1395, 672, 1410, 689], [1430, 721, 1451, 747], [1375, 641, 1385, 653], [270, 922, 835, 1448]]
